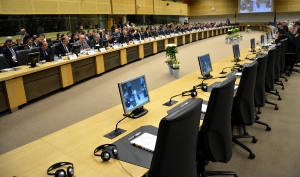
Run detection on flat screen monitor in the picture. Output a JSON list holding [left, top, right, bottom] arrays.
[[71, 45, 81, 56], [27, 52, 40, 68], [102, 40, 109, 48], [250, 38, 255, 52], [198, 54, 213, 79], [260, 35, 265, 44], [238, 0, 273, 13], [232, 44, 241, 61], [118, 75, 150, 118], [94, 39, 103, 50]]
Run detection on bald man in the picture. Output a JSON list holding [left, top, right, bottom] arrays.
[[21, 29, 30, 44]]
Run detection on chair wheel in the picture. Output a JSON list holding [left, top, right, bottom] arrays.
[[285, 78, 288, 82], [256, 115, 260, 120], [275, 106, 279, 110], [249, 153, 256, 159], [278, 97, 282, 100], [252, 137, 258, 143], [257, 110, 261, 114], [266, 126, 271, 131], [244, 132, 249, 135], [234, 175, 239, 177], [282, 87, 285, 90]]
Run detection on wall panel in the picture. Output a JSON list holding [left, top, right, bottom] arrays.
[[136, 0, 154, 14], [112, 0, 135, 14], [153, 0, 188, 16], [1, 0, 34, 14]]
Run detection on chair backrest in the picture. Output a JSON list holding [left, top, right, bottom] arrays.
[[30, 47, 39, 53], [295, 38, 300, 61], [148, 98, 202, 177], [265, 47, 276, 90], [0, 46, 3, 54], [50, 46, 57, 54], [16, 49, 31, 65], [254, 54, 268, 107], [52, 40, 59, 44], [280, 39, 288, 71], [199, 76, 236, 163], [274, 43, 281, 80], [0, 54, 10, 69], [232, 61, 258, 125]]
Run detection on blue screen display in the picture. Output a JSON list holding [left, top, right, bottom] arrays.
[[233, 44, 240, 59], [198, 54, 212, 76]]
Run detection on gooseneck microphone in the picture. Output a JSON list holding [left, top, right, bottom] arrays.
[[220, 67, 233, 74], [197, 76, 227, 87], [163, 93, 182, 106], [104, 115, 128, 139], [245, 53, 257, 60]]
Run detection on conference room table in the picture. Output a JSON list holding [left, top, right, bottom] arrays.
[[0, 27, 239, 114], [0, 42, 259, 176]]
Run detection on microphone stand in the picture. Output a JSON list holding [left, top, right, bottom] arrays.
[[104, 115, 128, 139], [219, 67, 233, 74]]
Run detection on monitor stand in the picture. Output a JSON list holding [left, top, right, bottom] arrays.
[[232, 58, 242, 67], [29, 62, 38, 68], [125, 106, 148, 119], [248, 49, 256, 53], [197, 73, 213, 86]]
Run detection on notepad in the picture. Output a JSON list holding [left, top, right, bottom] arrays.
[[201, 104, 207, 113], [235, 72, 242, 76], [130, 132, 157, 153]]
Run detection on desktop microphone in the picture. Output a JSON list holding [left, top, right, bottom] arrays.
[[220, 67, 233, 74], [104, 115, 128, 139], [245, 53, 257, 60], [197, 76, 227, 87], [163, 93, 182, 106], [5, 58, 18, 71]]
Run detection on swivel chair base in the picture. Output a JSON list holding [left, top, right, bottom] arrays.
[[197, 161, 238, 177], [265, 98, 279, 110], [266, 90, 282, 100], [232, 136, 256, 159], [255, 119, 272, 131], [275, 80, 285, 90]]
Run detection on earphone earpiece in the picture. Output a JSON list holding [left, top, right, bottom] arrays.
[[101, 151, 111, 161], [55, 169, 66, 177], [238, 67, 243, 72], [201, 85, 208, 92]]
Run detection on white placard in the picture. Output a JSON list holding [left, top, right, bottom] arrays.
[[99, 48, 106, 52], [140, 40, 145, 43], [113, 46, 119, 49], [68, 54, 77, 60], [166, 35, 170, 37], [88, 50, 95, 55], [175, 33, 179, 36], [201, 104, 207, 113], [123, 43, 128, 47], [162, 36, 166, 38]]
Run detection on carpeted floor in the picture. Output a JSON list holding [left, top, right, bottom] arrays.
[[1, 31, 300, 176]]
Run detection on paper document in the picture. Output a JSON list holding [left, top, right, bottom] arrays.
[[235, 72, 242, 76], [201, 104, 207, 113], [130, 132, 157, 152]]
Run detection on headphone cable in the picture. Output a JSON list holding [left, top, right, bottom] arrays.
[[117, 159, 133, 177]]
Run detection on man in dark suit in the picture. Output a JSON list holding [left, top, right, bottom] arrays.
[[3, 39, 18, 67], [32, 36, 40, 47], [24, 38, 34, 50], [90, 33, 103, 48], [129, 29, 136, 41], [39, 41, 54, 62], [55, 36, 71, 56], [275, 26, 296, 72], [144, 27, 152, 38], [134, 29, 143, 41], [21, 29, 30, 44]]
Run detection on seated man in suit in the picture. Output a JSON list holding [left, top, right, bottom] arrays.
[[134, 29, 143, 41], [75, 35, 91, 51], [129, 29, 136, 42], [275, 26, 296, 72], [90, 33, 103, 48], [106, 34, 114, 47], [21, 29, 30, 44], [24, 38, 34, 49], [144, 27, 152, 38], [55, 36, 71, 56], [32, 36, 40, 47], [3, 39, 18, 67], [39, 41, 54, 62]]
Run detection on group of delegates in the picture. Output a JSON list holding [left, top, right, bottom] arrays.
[[1, 21, 231, 67], [274, 20, 300, 73]]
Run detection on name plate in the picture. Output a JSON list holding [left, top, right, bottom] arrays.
[[88, 50, 95, 55], [123, 43, 128, 47], [113, 46, 119, 49], [162, 36, 166, 38], [133, 41, 139, 44], [68, 54, 77, 60], [99, 48, 106, 52], [166, 35, 170, 37], [175, 33, 179, 36], [170, 34, 174, 36], [140, 40, 145, 43], [149, 38, 155, 41]]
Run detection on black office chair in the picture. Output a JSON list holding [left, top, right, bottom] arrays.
[[16, 49, 31, 65], [52, 40, 59, 44], [265, 47, 279, 110], [0, 54, 10, 69], [0, 46, 3, 55], [197, 76, 238, 177], [50, 46, 57, 55], [279, 39, 289, 80], [273, 43, 285, 90], [231, 61, 258, 159], [148, 98, 203, 177], [254, 54, 271, 131], [289, 38, 300, 73], [30, 47, 39, 53]]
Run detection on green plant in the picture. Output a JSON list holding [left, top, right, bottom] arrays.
[[172, 61, 180, 69], [165, 44, 179, 69]]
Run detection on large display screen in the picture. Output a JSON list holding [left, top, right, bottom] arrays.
[[238, 0, 273, 13]]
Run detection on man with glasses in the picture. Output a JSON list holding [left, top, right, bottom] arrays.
[[75, 35, 91, 51], [39, 41, 54, 62], [3, 39, 18, 66], [24, 38, 34, 50], [56, 36, 72, 56]]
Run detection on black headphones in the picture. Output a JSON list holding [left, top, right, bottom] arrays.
[[238, 66, 243, 72], [182, 86, 198, 97], [201, 85, 208, 92], [94, 144, 118, 161], [47, 162, 74, 177]]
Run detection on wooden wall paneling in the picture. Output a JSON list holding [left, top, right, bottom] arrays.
[[189, 0, 238, 16], [79, 1, 98, 14], [58, 1, 80, 14], [112, 0, 135, 14], [136, 0, 154, 14], [32, 0, 59, 14], [1, 0, 34, 14], [97, 0, 112, 14], [154, 0, 188, 15]]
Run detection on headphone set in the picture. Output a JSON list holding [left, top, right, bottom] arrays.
[[182, 86, 198, 97], [47, 162, 74, 177], [232, 66, 243, 72], [94, 144, 118, 161]]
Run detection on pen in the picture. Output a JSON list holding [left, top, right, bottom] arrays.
[[128, 132, 141, 141]]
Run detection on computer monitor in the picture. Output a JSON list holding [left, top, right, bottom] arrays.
[[118, 74, 150, 118], [94, 39, 103, 50], [260, 35, 265, 44], [71, 45, 81, 56], [198, 54, 213, 79], [232, 44, 241, 61], [17, 45, 26, 51], [250, 38, 256, 52], [102, 40, 109, 48], [27, 52, 40, 68]]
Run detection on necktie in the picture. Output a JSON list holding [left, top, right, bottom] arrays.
[[9, 47, 16, 57], [64, 46, 69, 53], [44, 50, 48, 56], [81, 43, 84, 50]]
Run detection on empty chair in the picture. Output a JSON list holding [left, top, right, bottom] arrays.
[[274, 43, 285, 90], [0, 54, 10, 69], [291, 38, 300, 73], [279, 39, 289, 80], [16, 49, 31, 65], [148, 98, 203, 177], [232, 61, 258, 159], [197, 76, 238, 177], [265, 47, 279, 110], [50, 45, 57, 55], [254, 54, 271, 131]]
